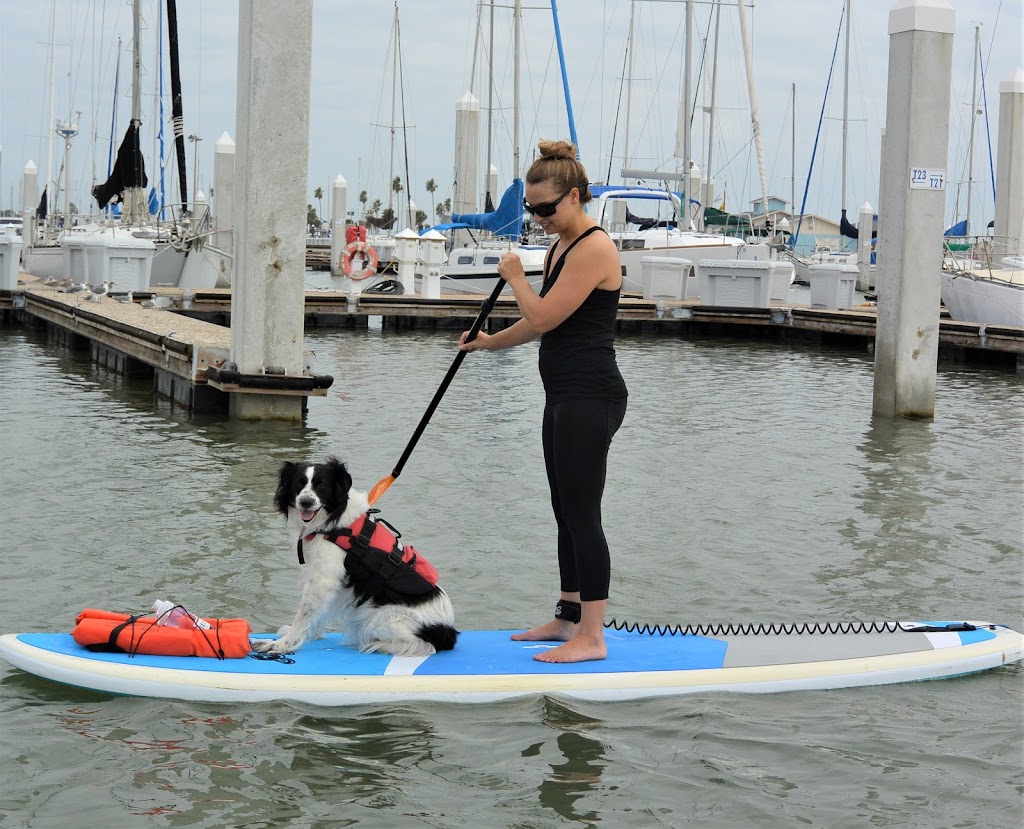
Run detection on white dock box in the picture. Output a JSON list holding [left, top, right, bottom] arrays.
[[696, 259, 781, 308], [65, 228, 156, 291], [640, 255, 694, 300], [808, 262, 858, 309], [0, 234, 23, 291]]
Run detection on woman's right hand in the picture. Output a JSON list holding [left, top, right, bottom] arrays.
[[459, 330, 492, 351]]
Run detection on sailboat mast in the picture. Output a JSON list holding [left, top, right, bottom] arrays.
[[485, 0, 494, 208], [704, 0, 722, 227], [167, 0, 189, 215], [965, 24, 980, 236], [513, 0, 521, 179], [791, 82, 796, 225], [841, 0, 850, 216], [387, 5, 398, 218], [676, 0, 693, 228], [623, 1, 636, 181], [737, 0, 769, 222], [44, 0, 57, 229]]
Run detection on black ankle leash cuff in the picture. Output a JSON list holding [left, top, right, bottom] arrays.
[[554, 599, 581, 624]]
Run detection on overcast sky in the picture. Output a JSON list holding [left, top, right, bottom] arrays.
[[0, 0, 1020, 229]]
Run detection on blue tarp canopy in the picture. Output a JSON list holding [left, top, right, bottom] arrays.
[[944, 220, 967, 237], [452, 179, 524, 242]]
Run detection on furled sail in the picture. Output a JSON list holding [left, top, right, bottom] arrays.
[[91, 122, 148, 207]]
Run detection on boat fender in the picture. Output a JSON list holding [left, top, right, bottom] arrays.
[[71, 608, 253, 659], [341, 241, 379, 280]]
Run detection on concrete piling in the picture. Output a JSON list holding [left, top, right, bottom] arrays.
[[872, 0, 955, 419], [229, 0, 313, 421], [993, 68, 1024, 259]]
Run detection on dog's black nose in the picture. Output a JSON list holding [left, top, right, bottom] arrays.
[[298, 497, 317, 509]]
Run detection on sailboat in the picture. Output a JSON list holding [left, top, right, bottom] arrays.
[[21, 0, 229, 291], [939, 37, 1023, 328]]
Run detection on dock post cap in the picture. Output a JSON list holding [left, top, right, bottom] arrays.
[[888, 0, 955, 36]]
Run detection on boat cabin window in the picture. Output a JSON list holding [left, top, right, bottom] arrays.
[[482, 256, 500, 265], [456, 254, 474, 265]]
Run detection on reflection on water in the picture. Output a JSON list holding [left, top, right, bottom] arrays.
[[535, 699, 607, 825]]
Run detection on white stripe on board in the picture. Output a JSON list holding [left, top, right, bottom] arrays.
[[384, 655, 430, 675]]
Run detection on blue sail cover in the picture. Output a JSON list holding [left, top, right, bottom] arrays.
[[944, 220, 967, 237], [452, 179, 524, 242]]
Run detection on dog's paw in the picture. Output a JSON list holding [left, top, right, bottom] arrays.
[[250, 637, 293, 654]]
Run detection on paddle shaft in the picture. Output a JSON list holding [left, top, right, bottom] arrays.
[[374, 279, 505, 498]]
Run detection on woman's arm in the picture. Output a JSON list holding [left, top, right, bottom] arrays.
[[458, 316, 539, 352], [499, 232, 620, 334]]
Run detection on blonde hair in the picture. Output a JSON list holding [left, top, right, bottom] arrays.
[[525, 140, 592, 204]]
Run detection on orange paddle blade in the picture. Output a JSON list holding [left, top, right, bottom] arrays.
[[367, 474, 396, 505]]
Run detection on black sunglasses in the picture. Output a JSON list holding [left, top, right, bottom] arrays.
[[523, 189, 571, 218]]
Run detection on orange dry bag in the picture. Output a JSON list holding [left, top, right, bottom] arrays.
[[72, 608, 253, 659]]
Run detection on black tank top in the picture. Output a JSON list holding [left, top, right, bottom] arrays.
[[537, 226, 628, 403]]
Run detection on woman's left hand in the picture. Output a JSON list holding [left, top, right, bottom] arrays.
[[497, 251, 526, 285]]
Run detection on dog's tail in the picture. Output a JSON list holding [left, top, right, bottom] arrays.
[[417, 623, 459, 653]]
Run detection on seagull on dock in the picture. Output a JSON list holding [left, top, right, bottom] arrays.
[[86, 281, 113, 301], [60, 281, 89, 295], [112, 290, 135, 304]]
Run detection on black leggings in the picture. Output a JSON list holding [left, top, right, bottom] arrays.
[[541, 397, 627, 602]]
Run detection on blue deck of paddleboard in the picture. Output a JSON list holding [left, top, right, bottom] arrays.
[[16, 630, 727, 675], [14, 626, 994, 677]]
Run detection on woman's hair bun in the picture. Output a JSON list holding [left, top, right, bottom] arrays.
[[537, 140, 577, 161]]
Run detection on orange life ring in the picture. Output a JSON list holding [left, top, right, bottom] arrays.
[[341, 240, 379, 280]]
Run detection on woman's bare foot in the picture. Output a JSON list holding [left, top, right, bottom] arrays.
[[534, 633, 607, 663], [510, 619, 576, 642]]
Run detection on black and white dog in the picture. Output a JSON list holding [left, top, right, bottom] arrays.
[[251, 457, 458, 657]]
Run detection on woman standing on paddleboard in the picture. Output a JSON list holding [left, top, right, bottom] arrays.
[[459, 140, 628, 663]]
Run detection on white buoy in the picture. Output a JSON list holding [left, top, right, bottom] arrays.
[[873, 0, 955, 419], [993, 68, 1024, 258], [330, 174, 347, 278], [230, 0, 313, 421]]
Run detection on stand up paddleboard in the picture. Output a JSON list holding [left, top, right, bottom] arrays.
[[1, 620, 1020, 705]]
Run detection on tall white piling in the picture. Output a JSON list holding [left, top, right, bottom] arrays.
[[857, 201, 874, 292], [872, 0, 955, 420], [330, 174, 347, 278], [230, 0, 313, 421], [407, 199, 418, 233], [453, 92, 480, 217], [993, 68, 1024, 258], [487, 164, 498, 210], [22, 161, 37, 243], [213, 132, 235, 256]]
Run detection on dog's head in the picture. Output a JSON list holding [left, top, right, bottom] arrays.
[[275, 456, 353, 531]]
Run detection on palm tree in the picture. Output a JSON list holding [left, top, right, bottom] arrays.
[[435, 203, 446, 220], [425, 178, 437, 223], [369, 199, 382, 217], [313, 186, 323, 221], [359, 190, 368, 220]]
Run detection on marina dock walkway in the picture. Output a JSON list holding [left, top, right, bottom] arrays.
[[2, 273, 1021, 413]]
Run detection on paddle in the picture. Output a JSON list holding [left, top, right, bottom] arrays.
[[367, 278, 506, 505]]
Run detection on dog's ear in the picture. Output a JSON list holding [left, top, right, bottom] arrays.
[[326, 456, 352, 493], [274, 462, 299, 514]]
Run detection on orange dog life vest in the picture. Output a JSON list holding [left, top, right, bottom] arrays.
[[301, 511, 440, 601]]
